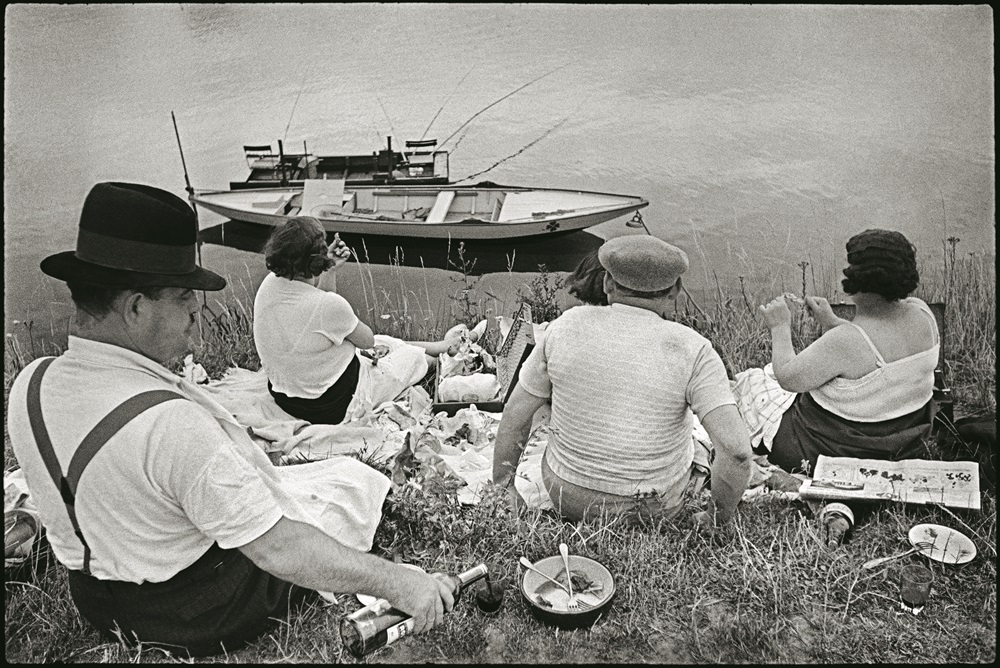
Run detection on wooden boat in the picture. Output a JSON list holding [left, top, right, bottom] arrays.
[[191, 180, 648, 240], [229, 137, 449, 190]]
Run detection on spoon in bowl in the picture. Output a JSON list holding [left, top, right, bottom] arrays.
[[519, 556, 572, 595]]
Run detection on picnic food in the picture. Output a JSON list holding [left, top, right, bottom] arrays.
[[782, 292, 805, 304], [439, 331, 501, 403], [533, 569, 605, 610]]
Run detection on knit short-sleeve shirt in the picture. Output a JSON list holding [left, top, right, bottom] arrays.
[[517, 303, 735, 501]]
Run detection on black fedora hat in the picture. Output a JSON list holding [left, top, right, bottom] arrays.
[[40, 182, 226, 291]]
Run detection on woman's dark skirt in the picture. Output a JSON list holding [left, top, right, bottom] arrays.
[[268, 355, 361, 425], [768, 392, 935, 476]]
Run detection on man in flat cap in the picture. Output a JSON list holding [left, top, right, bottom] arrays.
[[493, 235, 752, 527], [6, 183, 454, 656]]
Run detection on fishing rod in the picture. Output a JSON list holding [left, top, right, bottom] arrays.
[[374, 91, 399, 149], [278, 73, 310, 183], [454, 115, 571, 183], [437, 62, 570, 151], [449, 127, 473, 154], [170, 110, 208, 312], [419, 64, 476, 141], [283, 72, 309, 144]]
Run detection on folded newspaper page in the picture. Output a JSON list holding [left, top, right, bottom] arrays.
[[799, 455, 981, 511]]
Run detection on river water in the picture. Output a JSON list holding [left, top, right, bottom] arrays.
[[4, 5, 994, 341]]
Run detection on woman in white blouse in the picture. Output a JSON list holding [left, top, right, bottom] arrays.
[[253, 217, 457, 425]]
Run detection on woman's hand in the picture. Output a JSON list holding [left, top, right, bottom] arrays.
[[326, 233, 352, 270], [758, 296, 792, 329], [804, 295, 840, 332], [443, 332, 465, 357]]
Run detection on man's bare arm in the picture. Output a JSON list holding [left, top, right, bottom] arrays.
[[492, 384, 547, 488], [239, 517, 453, 634], [699, 404, 753, 524]]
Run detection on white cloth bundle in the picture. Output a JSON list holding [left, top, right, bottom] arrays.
[[438, 373, 500, 403]]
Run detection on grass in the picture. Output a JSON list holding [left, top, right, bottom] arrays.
[[4, 236, 996, 663]]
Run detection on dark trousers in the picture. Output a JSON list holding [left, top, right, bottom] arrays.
[[269, 355, 361, 425], [67, 543, 308, 657]]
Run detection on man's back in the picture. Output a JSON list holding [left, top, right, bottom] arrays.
[[7, 337, 284, 583], [517, 304, 735, 506]]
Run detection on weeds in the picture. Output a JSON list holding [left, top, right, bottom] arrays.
[[516, 265, 564, 324], [3, 235, 996, 664]]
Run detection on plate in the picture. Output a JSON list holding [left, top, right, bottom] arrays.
[[520, 554, 615, 617], [908, 523, 976, 565], [356, 563, 425, 606]]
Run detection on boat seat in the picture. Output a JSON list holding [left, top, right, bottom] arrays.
[[301, 179, 346, 217], [425, 191, 456, 223], [251, 193, 294, 212]]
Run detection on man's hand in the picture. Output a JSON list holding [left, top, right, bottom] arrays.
[[389, 566, 455, 634], [690, 509, 716, 533], [691, 497, 724, 534], [758, 296, 792, 329], [326, 233, 352, 270], [506, 482, 526, 513]]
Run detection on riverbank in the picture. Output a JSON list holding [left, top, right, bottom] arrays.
[[4, 240, 996, 663]]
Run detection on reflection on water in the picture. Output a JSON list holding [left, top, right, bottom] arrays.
[[198, 222, 604, 274], [5, 5, 994, 341]]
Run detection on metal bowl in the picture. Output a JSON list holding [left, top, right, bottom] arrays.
[[520, 554, 615, 629]]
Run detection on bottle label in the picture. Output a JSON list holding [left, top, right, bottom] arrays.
[[385, 618, 415, 646]]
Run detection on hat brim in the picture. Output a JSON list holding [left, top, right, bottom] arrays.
[[40, 251, 226, 291]]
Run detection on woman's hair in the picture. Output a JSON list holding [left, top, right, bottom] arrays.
[[841, 229, 919, 301], [565, 251, 608, 306], [263, 217, 333, 280]]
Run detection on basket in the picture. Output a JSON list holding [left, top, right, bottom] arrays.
[[432, 304, 536, 416]]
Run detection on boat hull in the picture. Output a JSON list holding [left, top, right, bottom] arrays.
[[192, 186, 648, 240]]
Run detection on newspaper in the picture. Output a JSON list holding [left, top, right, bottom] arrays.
[[799, 455, 981, 511]]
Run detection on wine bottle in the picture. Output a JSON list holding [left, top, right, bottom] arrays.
[[341, 563, 488, 657]]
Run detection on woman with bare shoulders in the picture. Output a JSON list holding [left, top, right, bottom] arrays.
[[759, 229, 939, 476]]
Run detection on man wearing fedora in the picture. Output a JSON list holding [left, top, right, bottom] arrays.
[[6, 183, 454, 656], [493, 235, 753, 527]]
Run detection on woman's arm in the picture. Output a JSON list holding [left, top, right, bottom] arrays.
[[344, 320, 376, 350], [759, 296, 855, 393], [804, 296, 851, 334], [315, 233, 352, 293]]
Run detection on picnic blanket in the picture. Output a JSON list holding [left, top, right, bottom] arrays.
[[6, 358, 801, 567]]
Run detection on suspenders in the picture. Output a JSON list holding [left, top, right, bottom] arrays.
[[25, 358, 186, 575]]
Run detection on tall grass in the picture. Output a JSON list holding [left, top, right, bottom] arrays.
[[4, 235, 996, 663], [919, 240, 996, 415]]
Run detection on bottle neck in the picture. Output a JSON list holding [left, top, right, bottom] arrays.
[[455, 564, 489, 589]]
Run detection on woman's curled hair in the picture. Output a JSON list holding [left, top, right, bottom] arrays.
[[263, 217, 334, 280], [841, 228, 919, 301]]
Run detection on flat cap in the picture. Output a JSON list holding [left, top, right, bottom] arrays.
[[598, 235, 689, 292]]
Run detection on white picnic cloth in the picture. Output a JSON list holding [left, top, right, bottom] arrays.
[[185, 358, 782, 508], [730, 363, 797, 452], [6, 358, 790, 566], [5, 469, 40, 567]]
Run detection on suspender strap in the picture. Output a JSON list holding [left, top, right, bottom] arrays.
[[25, 358, 186, 575]]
